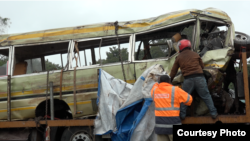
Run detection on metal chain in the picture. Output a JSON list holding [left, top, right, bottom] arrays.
[[73, 67, 77, 116], [45, 70, 49, 125]]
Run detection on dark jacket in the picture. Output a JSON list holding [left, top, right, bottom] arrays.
[[170, 49, 204, 81]]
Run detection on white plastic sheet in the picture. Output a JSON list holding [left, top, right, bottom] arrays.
[[94, 64, 166, 141]]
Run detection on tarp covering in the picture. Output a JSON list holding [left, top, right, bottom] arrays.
[[94, 64, 166, 141]]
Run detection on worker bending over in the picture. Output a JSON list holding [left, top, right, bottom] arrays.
[[151, 75, 192, 141], [170, 39, 218, 119]]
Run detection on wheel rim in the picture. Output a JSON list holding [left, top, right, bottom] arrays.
[[235, 32, 248, 41], [71, 131, 92, 141]]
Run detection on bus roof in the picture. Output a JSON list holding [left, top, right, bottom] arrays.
[[0, 7, 232, 47]]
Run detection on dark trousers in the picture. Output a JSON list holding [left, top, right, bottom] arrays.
[[180, 75, 217, 118]]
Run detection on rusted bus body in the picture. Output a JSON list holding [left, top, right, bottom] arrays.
[[0, 50, 232, 120], [0, 8, 238, 121]]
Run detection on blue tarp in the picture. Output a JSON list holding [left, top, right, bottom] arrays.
[[111, 98, 153, 141]]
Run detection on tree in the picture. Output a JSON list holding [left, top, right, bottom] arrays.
[[45, 59, 62, 71], [150, 39, 169, 58], [96, 59, 107, 64], [25, 59, 62, 73], [182, 25, 194, 42], [0, 55, 8, 66], [0, 16, 11, 69], [0, 16, 10, 34], [135, 49, 144, 60], [104, 46, 128, 64]]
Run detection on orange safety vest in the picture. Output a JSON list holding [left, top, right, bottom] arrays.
[[151, 82, 192, 135]]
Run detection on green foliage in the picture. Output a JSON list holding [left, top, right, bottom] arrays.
[[134, 39, 170, 60], [96, 59, 107, 64], [0, 17, 9, 25], [150, 39, 169, 58], [135, 49, 144, 60], [45, 59, 62, 71], [181, 25, 194, 42], [150, 46, 167, 58], [228, 82, 235, 90], [0, 16, 10, 34], [0, 55, 8, 67], [98, 46, 128, 64], [228, 62, 250, 90], [135, 46, 168, 59]]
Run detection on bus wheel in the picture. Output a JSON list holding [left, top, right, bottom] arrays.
[[28, 128, 43, 141], [61, 127, 93, 141]]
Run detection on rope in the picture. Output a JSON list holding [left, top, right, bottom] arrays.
[[134, 63, 136, 82], [46, 70, 49, 125], [35, 116, 44, 134], [99, 38, 103, 66], [114, 21, 126, 82], [73, 67, 77, 116], [63, 42, 72, 71], [74, 41, 81, 67], [59, 69, 63, 100]]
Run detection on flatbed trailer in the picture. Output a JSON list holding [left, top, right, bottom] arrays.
[[0, 119, 94, 128]]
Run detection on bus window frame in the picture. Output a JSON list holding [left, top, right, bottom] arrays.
[[69, 34, 133, 70], [0, 46, 12, 78], [132, 19, 196, 63], [11, 40, 72, 77]]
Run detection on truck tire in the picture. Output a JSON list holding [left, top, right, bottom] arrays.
[[234, 31, 250, 45], [233, 31, 250, 59], [28, 129, 43, 141], [61, 126, 93, 141]]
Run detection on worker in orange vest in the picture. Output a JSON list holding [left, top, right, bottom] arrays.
[[151, 75, 193, 141]]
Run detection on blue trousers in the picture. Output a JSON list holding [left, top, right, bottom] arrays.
[[180, 75, 217, 118]]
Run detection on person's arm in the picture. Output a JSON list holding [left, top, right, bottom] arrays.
[[199, 57, 204, 69], [177, 87, 193, 106], [151, 83, 159, 98], [170, 57, 179, 82]]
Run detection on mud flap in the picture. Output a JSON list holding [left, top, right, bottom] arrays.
[[236, 72, 245, 98], [29, 128, 43, 141]]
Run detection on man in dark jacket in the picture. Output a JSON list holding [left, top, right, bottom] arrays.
[[170, 39, 218, 119]]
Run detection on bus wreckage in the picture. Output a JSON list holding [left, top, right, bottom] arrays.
[[0, 7, 249, 141]]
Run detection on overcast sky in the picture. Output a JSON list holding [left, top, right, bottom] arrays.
[[0, 0, 249, 67], [1, 0, 249, 35]]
